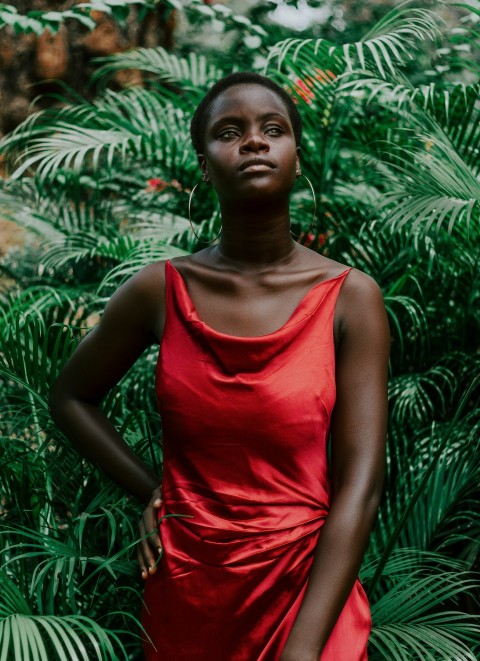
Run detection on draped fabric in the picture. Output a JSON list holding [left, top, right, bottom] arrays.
[[142, 260, 371, 660]]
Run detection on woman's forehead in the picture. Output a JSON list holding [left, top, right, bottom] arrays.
[[208, 84, 290, 122]]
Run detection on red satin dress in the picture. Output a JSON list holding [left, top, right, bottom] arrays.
[[142, 259, 371, 660]]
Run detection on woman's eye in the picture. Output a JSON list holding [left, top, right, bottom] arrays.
[[265, 126, 283, 136], [218, 130, 238, 139]]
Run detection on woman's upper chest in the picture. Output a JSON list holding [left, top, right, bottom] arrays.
[[166, 258, 349, 347]]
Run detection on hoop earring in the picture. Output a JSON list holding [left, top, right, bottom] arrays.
[[188, 180, 222, 245], [291, 173, 317, 241]]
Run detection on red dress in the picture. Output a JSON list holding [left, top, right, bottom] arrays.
[[142, 259, 371, 660]]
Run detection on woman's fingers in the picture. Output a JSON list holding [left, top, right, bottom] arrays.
[[151, 485, 163, 505], [138, 486, 164, 579], [142, 501, 162, 555], [137, 519, 154, 580], [139, 516, 162, 578]]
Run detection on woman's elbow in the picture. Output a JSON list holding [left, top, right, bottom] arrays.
[[332, 474, 384, 525]]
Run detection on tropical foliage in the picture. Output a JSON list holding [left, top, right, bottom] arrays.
[[0, 0, 155, 34], [0, 0, 479, 658]]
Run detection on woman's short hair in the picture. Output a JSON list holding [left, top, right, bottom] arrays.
[[189, 72, 303, 154]]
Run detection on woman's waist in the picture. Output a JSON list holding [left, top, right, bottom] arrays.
[[157, 500, 327, 567], [158, 494, 329, 536]]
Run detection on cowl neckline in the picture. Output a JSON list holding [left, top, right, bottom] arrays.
[[166, 259, 352, 342]]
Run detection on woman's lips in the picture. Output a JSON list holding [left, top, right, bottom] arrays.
[[242, 163, 274, 172], [239, 158, 275, 172]]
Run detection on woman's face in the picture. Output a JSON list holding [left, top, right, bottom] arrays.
[[200, 84, 300, 204]]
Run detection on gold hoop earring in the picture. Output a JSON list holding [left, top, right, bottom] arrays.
[[188, 180, 222, 245], [291, 173, 317, 241]]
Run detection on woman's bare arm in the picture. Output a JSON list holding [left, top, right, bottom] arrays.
[[280, 269, 390, 661], [48, 261, 166, 505]]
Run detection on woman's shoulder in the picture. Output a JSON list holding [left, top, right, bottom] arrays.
[[103, 260, 170, 343], [323, 259, 387, 341], [299, 249, 386, 333], [122, 259, 168, 299], [297, 247, 380, 292]]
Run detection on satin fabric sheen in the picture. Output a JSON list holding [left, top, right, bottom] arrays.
[[142, 259, 371, 660]]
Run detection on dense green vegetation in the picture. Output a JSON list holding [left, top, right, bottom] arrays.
[[0, 0, 479, 658]]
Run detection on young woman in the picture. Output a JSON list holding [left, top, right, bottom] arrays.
[[49, 72, 390, 660]]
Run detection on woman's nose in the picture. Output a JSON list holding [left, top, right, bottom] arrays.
[[239, 130, 269, 153]]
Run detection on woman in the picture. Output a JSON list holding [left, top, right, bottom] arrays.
[[49, 72, 390, 660]]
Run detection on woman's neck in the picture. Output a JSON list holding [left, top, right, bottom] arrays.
[[215, 199, 297, 269]]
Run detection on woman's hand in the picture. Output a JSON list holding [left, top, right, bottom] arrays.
[[137, 485, 163, 580]]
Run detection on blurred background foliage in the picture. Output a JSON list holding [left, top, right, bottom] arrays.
[[0, 0, 479, 658]]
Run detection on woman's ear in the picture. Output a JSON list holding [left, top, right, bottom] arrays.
[[295, 147, 301, 176]]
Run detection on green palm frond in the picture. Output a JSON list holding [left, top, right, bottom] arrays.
[[1, 524, 135, 602], [402, 415, 480, 553], [336, 79, 480, 155], [383, 293, 428, 362], [373, 409, 480, 566], [38, 212, 191, 273], [357, 1, 443, 76], [92, 46, 225, 89], [388, 363, 455, 424], [41, 232, 139, 272], [125, 212, 191, 242], [0, 317, 79, 402], [0, 186, 65, 243], [362, 548, 480, 660], [409, 83, 480, 174], [370, 375, 479, 588], [97, 241, 186, 295], [0, 287, 93, 330], [370, 616, 479, 661], [335, 80, 480, 239], [362, 546, 469, 579], [1, 88, 195, 185], [443, 2, 480, 76], [372, 571, 479, 626], [6, 124, 143, 181], [264, 37, 341, 83], [372, 135, 480, 237], [265, 1, 442, 81], [0, 571, 133, 660]]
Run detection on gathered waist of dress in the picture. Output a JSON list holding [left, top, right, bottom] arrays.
[[158, 497, 328, 566], [160, 489, 329, 536]]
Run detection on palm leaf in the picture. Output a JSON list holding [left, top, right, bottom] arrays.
[[373, 134, 480, 237], [361, 548, 480, 659], [265, 1, 441, 81], [370, 375, 479, 589], [0, 569, 135, 660], [97, 241, 186, 295], [388, 364, 455, 424], [0, 316, 80, 401], [92, 46, 224, 89], [1, 88, 195, 185]]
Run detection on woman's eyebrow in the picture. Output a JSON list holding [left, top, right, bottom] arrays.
[[210, 111, 288, 131], [210, 115, 242, 131], [260, 112, 288, 121]]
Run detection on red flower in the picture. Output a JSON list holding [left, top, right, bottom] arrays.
[[145, 177, 168, 193], [287, 69, 337, 105], [294, 79, 315, 104], [145, 177, 185, 194], [318, 233, 327, 246]]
